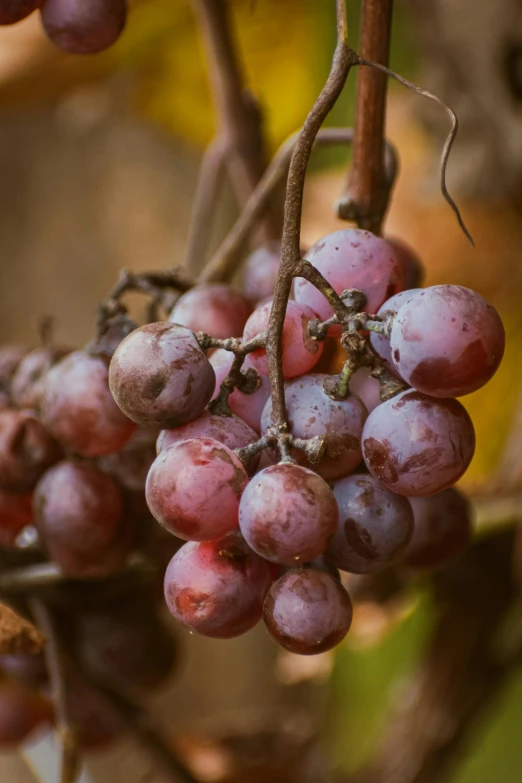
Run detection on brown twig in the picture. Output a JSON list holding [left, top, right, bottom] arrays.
[[338, 0, 394, 233]]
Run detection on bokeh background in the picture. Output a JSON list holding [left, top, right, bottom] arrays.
[[1, 0, 522, 781]]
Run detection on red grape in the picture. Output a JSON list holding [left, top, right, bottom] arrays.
[[349, 368, 381, 413], [66, 678, 122, 751], [0, 682, 51, 747], [98, 426, 158, 493], [260, 374, 368, 479], [209, 349, 271, 432], [294, 229, 403, 321], [146, 438, 248, 541], [238, 463, 338, 565], [34, 460, 128, 577], [40, 0, 127, 54], [263, 569, 352, 654], [11, 345, 70, 411], [403, 488, 472, 570], [326, 475, 413, 573], [242, 241, 281, 304], [390, 286, 505, 397], [0, 653, 47, 687], [362, 390, 475, 496], [387, 238, 425, 289], [0, 490, 33, 547], [0, 0, 42, 24], [43, 350, 135, 457], [109, 322, 215, 428], [0, 410, 61, 493], [164, 531, 272, 638], [0, 345, 27, 382], [242, 300, 323, 379], [369, 288, 422, 374], [169, 283, 252, 339]]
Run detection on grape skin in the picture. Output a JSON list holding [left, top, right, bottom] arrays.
[[294, 229, 403, 321], [109, 322, 215, 428], [239, 463, 338, 565], [0, 409, 61, 494], [34, 460, 128, 577], [390, 285, 505, 398], [362, 390, 475, 496], [349, 368, 381, 413], [0, 0, 42, 24], [40, 0, 127, 55], [0, 653, 47, 687], [11, 345, 70, 411], [43, 350, 136, 457], [209, 349, 270, 432], [0, 490, 33, 548], [326, 475, 413, 574], [242, 300, 323, 379], [169, 283, 252, 339], [260, 374, 368, 480], [0, 682, 51, 747], [403, 488, 472, 570], [369, 288, 422, 375], [146, 438, 248, 541], [0, 345, 27, 383], [98, 426, 158, 493], [164, 531, 273, 638], [387, 238, 425, 289], [263, 569, 352, 655], [242, 241, 281, 304]]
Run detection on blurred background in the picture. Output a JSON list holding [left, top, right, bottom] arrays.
[[2, 0, 522, 781]]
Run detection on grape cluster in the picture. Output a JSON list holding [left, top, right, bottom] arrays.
[[0, 0, 127, 55]]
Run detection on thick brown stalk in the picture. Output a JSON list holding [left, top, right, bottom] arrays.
[[338, 0, 393, 233]]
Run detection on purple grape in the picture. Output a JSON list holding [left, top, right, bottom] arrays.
[[362, 390, 475, 496], [209, 349, 271, 432], [0, 409, 61, 493], [349, 368, 381, 413], [403, 488, 472, 570], [0, 490, 33, 548], [0, 345, 27, 383], [109, 322, 215, 427], [11, 345, 70, 411], [157, 410, 258, 458], [369, 288, 422, 374], [260, 374, 368, 479], [0, 682, 51, 747], [0, 654, 47, 687], [0, 0, 42, 24], [239, 463, 338, 565], [40, 0, 127, 54], [98, 426, 158, 492], [390, 285, 505, 397], [387, 238, 425, 289], [164, 531, 273, 638], [263, 569, 352, 654], [146, 438, 248, 541], [325, 475, 413, 573], [169, 283, 252, 339], [242, 241, 281, 304]]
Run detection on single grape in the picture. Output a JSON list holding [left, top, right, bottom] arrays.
[[349, 368, 381, 413], [390, 285, 505, 397], [43, 350, 135, 458], [242, 241, 281, 304], [325, 475, 413, 573], [164, 531, 272, 638], [146, 438, 248, 541], [403, 488, 472, 570], [67, 678, 122, 751], [157, 410, 259, 470], [34, 460, 128, 577], [362, 390, 475, 496], [0, 410, 61, 493], [0, 0, 42, 24], [260, 374, 368, 479], [40, 0, 127, 54], [87, 313, 137, 360], [0, 490, 33, 548], [263, 569, 352, 655], [0, 682, 51, 747], [242, 300, 323, 379], [0, 345, 27, 383], [294, 229, 403, 322], [109, 322, 215, 427], [387, 238, 425, 289], [169, 283, 252, 339], [369, 288, 422, 374], [11, 345, 70, 411], [0, 653, 47, 687], [98, 426, 158, 492], [239, 463, 338, 565], [209, 349, 271, 432]]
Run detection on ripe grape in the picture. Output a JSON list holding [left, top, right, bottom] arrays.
[[11, 345, 70, 411], [294, 229, 402, 321], [403, 488, 472, 570], [349, 368, 381, 413], [164, 531, 272, 638], [0, 683, 51, 747], [34, 460, 127, 577], [0, 345, 27, 383], [169, 283, 252, 338], [67, 678, 122, 751], [0, 490, 33, 547], [242, 300, 323, 379], [325, 475, 413, 573], [260, 374, 368, 479], [263, 569, 352, 655], [0, 410, 61, 493], [98, 426, 157, 493], [43, 350, 135, 458], [387, 238, 425, 289], [109, 322, 215, 427], [0, 0, 42, 25], [362, 390, 475, 496], [40, 0, 127, 55], [389, 285, 505, 397], [209, 349, 270, 432], [0, 653, 47, 687], [146, 438, 248, 541], [238, 463, 338, 565], [242, 241, 281, 304], [369, 288, 422, 374]]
